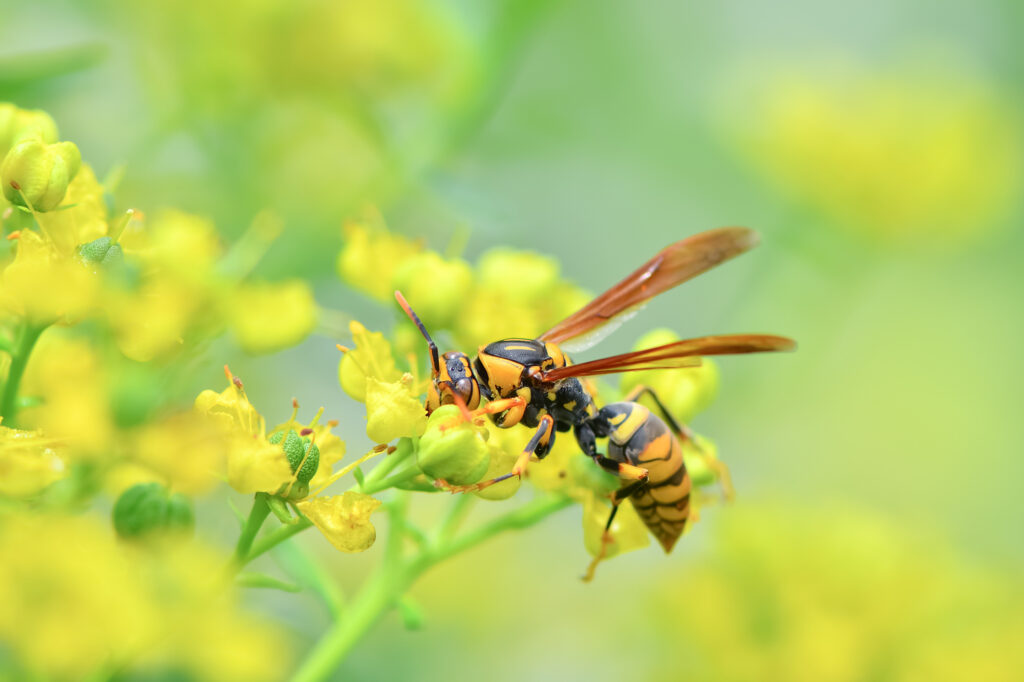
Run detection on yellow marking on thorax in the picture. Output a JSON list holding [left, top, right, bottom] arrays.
[[502, 344, 537, 352]]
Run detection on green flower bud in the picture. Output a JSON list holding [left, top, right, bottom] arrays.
[[416, 405, 490, 486], [269, 430, 320, 484], [77, 236, 125, 268], [112, 482, 194, 540], [1, 139, 81, 211], [0, 104, 58, 158]]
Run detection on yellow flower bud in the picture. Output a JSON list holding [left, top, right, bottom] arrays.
[[297, 491, 382, 553], [1, 139, 81, 211], [364, 375, 427, 443], [0, 104, 58, 158], [228, 280, 318, 354], [390, 251, 473, 329], [338, 320, 402, 402], [415, 405, 490, 486]]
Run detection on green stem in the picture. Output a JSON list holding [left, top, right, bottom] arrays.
[[289, 494, 572, 682], [0, 322, 46, 426], [246, 518, 312, 565], [234, 494, 271, 562]]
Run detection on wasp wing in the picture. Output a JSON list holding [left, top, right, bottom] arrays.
[[539, 334, 796, 382], [540, 227, 760, 351]]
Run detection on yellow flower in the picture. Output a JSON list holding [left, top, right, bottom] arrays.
[[649, 504, 1024, 682], [0, 513, 290, 681], [227, 279, 318, 354], [129, 411, 225, 494], [194, 369, 293, 495], [296, 491, 382, 553], [723, 58, 1023, 244], [338, 320, 403, 402], [105, 277, 198, 361], [0, 423, 65, 496], [20, 335, 114, 457], [364, 374, 427, 443], [390, 251, 473, 330], [0, 229, 99, 325], [337, 218, 420, 301]]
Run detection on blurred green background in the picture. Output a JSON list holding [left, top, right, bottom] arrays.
[[3, 0, 1022, 679]]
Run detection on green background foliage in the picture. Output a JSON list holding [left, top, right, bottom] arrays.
[[2, 0, 1022, 679]]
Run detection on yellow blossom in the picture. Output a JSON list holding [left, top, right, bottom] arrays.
[[194, 372, 293, 495], [723, 58, 1023, 244], [297, 491, 382, 553], [20, 335, 114, 456], [227, 279, 318, 354], [0, 514, 289, 681], [130, 411, 225, 494], [364, 374, 427, 443], [337, 218, 420, 301], [0, 229, 99, 325], [338, 320, 403, 402], [390, 251, 473, 330], [105, 277, 198, 361], [0, 423, 65, 496]]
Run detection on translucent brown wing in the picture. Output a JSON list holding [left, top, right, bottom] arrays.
[[539, 227, 760, 350], [538, 334, 796, 382]]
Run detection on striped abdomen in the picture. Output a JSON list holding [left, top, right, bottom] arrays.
[[603, 402, 691, 552]]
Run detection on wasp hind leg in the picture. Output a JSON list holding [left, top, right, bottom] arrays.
[[434, 414, 554, 494], [622, 384, 733, 501], [582, 479, 648, 583]]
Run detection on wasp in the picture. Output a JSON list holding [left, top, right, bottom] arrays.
[[395, 227, 795, 577]]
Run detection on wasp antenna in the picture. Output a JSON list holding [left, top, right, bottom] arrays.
[[394, 290, 440, 378]]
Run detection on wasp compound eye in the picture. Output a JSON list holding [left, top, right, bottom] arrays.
[[454, 377, 474, 400]]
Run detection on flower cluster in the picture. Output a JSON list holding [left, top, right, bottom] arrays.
[[0, 104, 322, 679]]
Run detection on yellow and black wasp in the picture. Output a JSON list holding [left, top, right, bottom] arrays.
[[395, 227, 795, 578]]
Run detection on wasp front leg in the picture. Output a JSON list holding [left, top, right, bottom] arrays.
[[434, 414, 555, 494]]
